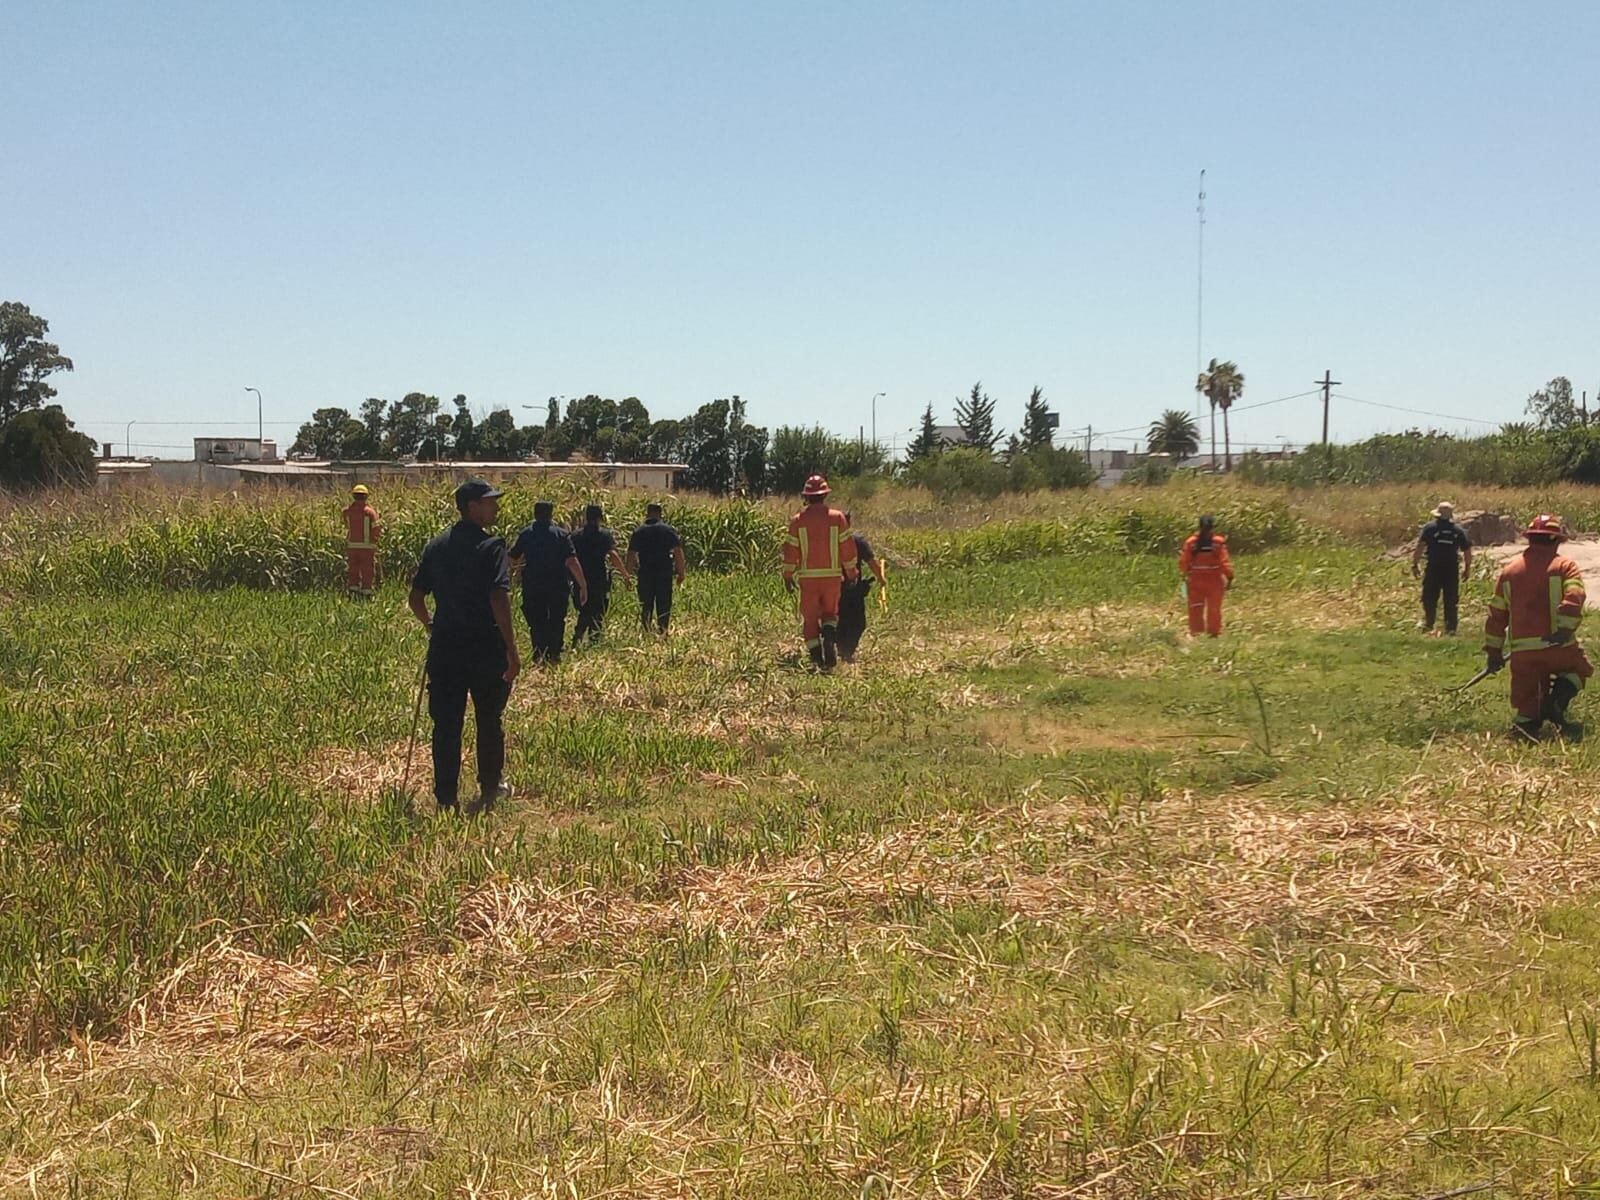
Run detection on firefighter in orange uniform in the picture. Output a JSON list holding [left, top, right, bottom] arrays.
[[343, 483, 382, 598], [1484, 513, 1591, 741], [782, 474, 858, 670], [1177, 514, 1233, 636]]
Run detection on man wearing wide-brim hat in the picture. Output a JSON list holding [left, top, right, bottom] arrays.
[[1411, 500, 1472, 635]]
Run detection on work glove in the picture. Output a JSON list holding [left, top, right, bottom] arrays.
[[783, 576, 797, 594], [1485, 648, 1505, 672], [1546, 628, 1575, 646]]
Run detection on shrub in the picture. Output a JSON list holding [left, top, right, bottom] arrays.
[[0, 406, 97, 490], [902, 447, 1010, 498]]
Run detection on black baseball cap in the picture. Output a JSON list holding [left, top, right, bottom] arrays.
[[455, 478, 504, 510], [585, 504, 604, 520], [646, 501, 664, 515]]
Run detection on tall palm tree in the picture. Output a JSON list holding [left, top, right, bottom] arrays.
[[1195, 358, 1245, 471], [1146, 409, 1200, 461]]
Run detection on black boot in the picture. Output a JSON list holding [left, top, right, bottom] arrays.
[[1512, 718, 1544, 743], [1547, 678, 1582, 740], [821, 625, 838, 670], [808, 644, 825, 669]]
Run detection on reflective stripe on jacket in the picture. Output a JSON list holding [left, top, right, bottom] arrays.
[[782, 505, 858, 581], [1485, 544, 1585, 654], [1178, 533, 1233, 580], [344, 502, 381, 550]]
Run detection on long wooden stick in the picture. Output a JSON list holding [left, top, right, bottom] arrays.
[[401, 655, 427, 795]]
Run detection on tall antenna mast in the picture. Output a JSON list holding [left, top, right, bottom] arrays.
[[1196, 168, 1206, 420]]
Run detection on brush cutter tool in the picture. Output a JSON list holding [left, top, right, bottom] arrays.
[[1449, 660, 1502, 693]]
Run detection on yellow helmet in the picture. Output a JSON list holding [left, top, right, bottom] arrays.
[[351, 483, 370, 495]]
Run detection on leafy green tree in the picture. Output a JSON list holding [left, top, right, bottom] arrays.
[[417, 413, 454, 461], [730, 397, 768, 494], [0, 303, 74, 425], [1195, 358, 1244, 471], [385, 393, 441, 456], [1019, 385, 1054, 450], [1146, 409, 1201, 461], [290, 407, 370, 458], [561, 395, 618, 448], [1527, 376, 1580, 430], [646, 418, 685, 463], [0, 405, 97, 488], [906, 403, 942, 463], [682, 399, 735, 493], [955, 382, 1002, 453], [450, 395, 478, 459], [475, 408, 522, 459], [615, 397, 650, 436], [359, 398, 387, 453]]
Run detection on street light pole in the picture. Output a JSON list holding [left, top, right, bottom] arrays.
[[124, 419, 136, 458], [244, 387, 263, 447], [871, 392, 886, 451]]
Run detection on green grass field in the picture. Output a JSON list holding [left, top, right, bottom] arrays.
[[4, 488, 1600, 1197]]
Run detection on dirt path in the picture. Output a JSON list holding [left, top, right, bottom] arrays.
[[1481, 536, 1600, 578]]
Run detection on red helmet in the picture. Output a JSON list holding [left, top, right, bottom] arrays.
[[1525, 513, 1568, 540], [801, 474, 831, 497]]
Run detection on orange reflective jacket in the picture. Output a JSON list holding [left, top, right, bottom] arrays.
[[343, 502, 381, 550], [1484, 543, 1585, 654], [1178, 533, 1232, 580], [782, 504, 858, 581]]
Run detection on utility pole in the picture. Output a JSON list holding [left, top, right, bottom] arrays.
[[1195, 169, 1206, 423], [1085, 425, 1093, 459], [1317, 369, 1341, 445]]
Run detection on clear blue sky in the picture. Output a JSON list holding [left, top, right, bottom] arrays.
[[9, 0, 1597, 458]]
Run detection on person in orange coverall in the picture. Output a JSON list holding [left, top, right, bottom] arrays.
[[1177, 514, 1233, 636], [1484, 513, 1591, 741], [781, 474, 858, 670], [343, 483, 382, 598]]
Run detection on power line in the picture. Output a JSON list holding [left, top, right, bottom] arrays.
[[88, 419, 302, 427], [1067, 386, 1325, 441], [1331, 393, 1501, 427]]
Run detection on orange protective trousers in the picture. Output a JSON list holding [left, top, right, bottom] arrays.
[[799, 578, 843, 648], [1507, 642, 1593, 721], [1186, 574, 1225, 636], [346, 549, 375, 592]]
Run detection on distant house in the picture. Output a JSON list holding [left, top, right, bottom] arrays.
[[931, 425, 971, 448]]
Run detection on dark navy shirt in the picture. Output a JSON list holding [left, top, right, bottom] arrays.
[[571, 525, 617, 588], [1419, 519, 1470, 567], [411, 520, 511, 656], [509, 520, 577, 597], [629, 518, 681, 577]]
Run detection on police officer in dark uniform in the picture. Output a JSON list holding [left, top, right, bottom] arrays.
[[408, 479, 521, 814], [509, 500, 587, 665], [571, 504, 630, 646], [835, 518, 888, 662], [627, 502, 686, 636], [1411, 500, 1473, 635]]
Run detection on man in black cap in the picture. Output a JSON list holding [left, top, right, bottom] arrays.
[[627, 502, 686, 636], [835, 514, 889, 663], [509, 500, 588, 665], [570, 503, 631, 646], [408, 479, 521, 814]]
